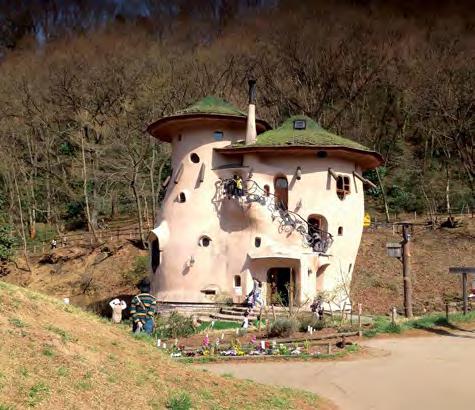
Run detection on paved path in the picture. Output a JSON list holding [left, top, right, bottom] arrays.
[[202, 329, 475, 410]]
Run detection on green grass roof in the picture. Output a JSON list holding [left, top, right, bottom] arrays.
[[175, 96, 246, 117], [235, 115, 371, 151]]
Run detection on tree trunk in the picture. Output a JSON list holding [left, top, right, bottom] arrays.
[[150, 144, 156, 221], [445, 164, 451, 216], [13, 171, 31, 272], [376, 168, 390, 223], [131, 167, 145, 248], [81, 133, 98, 243]]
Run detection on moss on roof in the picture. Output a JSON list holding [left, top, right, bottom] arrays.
[[175, 96, 246, 117], [234, 115, 371, 151]]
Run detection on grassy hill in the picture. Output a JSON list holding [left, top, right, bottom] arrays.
[[0, 281, 326, 410]]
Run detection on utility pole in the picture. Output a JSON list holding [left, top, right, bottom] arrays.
[[401, 223, 413, 318]]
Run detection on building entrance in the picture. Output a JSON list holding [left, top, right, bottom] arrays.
[[267, 267, 295, 306]]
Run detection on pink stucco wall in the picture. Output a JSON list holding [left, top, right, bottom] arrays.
[[150, 118, 366, 307]]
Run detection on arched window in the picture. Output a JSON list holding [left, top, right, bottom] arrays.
[[190, 153, 200, 163], [274, 176, 288, 210], [338, 226, 343, 236], [255, 237, 262, 248], [234, 275, 241, 287], [263, 185, 270, 197], [308, 214, 328, 234], [150, 236, 160, 272]]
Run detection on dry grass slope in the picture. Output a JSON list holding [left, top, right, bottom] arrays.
[[0, 282, 325, 410]]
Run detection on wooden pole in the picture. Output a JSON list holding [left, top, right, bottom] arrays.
[[357, 303, 362, 337], [265, 308, 270, 336], [445, 302, 449, 323], [462, 272, 468, 315], [401, 224, 414, 318], [289, 269, 294, 315]]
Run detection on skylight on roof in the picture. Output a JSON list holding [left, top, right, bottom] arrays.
[[293, 119, 306, 130]]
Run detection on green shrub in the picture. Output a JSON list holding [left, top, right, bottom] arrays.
[[297, 315, 326, 332], [166, 391, 192, 410], [0, 225, 15, 262], [269, 318, 298, 338], [123, 256, 149, 285], [155, 312, 196, 339]]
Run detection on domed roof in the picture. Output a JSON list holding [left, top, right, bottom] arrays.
[[147, 96, 271, 141], [216, 115, 383, 170], [251, 115, 371, 151], [175, 96, 247, 117]]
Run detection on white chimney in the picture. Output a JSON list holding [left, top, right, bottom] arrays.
[[245, 79, 257, 145]]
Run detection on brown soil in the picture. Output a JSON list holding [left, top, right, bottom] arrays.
[[3, 216, 474, 317], [3, 240, 146, 315], [352, 216, 474, 314]]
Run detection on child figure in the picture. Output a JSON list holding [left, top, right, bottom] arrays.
[[109, 298, 127, 324], [241, 310, 250, 330]]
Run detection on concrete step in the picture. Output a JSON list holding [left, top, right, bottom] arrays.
[[220, 309, 259, 319], [210, 313, 251, 322]]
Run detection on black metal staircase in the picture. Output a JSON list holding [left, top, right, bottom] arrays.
[[219, 178, 333, 253]]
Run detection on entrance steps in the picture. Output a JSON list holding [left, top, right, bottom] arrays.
[[209, 305, 291, 323]]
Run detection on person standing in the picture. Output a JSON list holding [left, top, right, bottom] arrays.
[[130, 280, 157, 334], [109, 298, 127, 324], [235, 175, 244, 197]]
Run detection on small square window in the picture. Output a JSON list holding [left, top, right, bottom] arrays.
[[336, 175, 351, 200], [213, 131, 223, 141], [293, 119, 306, 130]]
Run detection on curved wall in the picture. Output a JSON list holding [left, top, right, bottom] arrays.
[[151, 121, 365, 306]]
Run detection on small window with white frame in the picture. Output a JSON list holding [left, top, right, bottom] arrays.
[[336, 175, 351, 200]]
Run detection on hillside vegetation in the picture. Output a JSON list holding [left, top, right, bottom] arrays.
[[0, 0, 473, 253], [0, 281, 325, 410]]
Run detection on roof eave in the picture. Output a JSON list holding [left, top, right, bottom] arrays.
[[147, 113, 271, 142], [214, 145, 383, 170]]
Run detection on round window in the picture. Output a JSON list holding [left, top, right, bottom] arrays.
[[198, 235, 211, 247], [190, 153, 200, 163]]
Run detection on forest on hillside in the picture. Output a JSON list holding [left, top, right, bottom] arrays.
[[0, 0, 473, 253]]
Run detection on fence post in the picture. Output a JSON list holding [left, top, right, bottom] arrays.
[[391, 306, 397, 324], [445, 302, 450, 323]]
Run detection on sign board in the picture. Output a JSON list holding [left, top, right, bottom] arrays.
[[363, 213, 371, 227], [386, 242, 402, 258], [448, 267, 475, 274]]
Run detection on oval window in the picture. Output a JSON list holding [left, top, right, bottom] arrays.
[[198, 235, 211, 247], [190, 153, 200, 163]]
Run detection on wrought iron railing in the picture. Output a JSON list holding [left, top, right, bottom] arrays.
[[218, 178, 333, 253]]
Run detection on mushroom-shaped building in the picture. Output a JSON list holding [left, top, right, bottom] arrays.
[[147, 91, 382, 307]]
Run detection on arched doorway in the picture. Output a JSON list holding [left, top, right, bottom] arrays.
[[149, 235, 160, 273], [274, 176, 288, 210], [267, 267, 295, 306]]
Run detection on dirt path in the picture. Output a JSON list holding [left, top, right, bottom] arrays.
[[202, 329, 475, 410]]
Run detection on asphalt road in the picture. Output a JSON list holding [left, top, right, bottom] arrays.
[[202, 329, 475, 410]]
